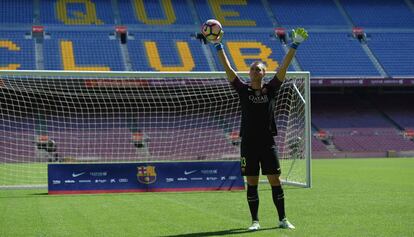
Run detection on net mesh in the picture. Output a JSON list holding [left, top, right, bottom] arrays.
[[0, 72, 310, 187], [275, 77, 308, 184]]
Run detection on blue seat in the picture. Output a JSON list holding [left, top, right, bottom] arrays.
[[0, 31, 35, 70], [0, 0, 33, 24], [128, 31, 211, 71], [295, 32, 380, 77], [40, 0, 115, 25], [342, 0, 414, 28], [194, 0, 273, 27], [118, 0, 195, 25], [269, 0, 349, 28], [368, 33, 414, 76], [43, 31, 124, 70]]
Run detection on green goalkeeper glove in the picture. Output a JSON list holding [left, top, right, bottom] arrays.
[[290, 28, 308, 49]]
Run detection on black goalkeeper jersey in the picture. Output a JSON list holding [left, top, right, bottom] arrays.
[[232, 76, 282, 143]]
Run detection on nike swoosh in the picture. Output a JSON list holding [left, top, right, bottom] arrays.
[[72, 172, 86, 178], [184, 170, 197, 175]]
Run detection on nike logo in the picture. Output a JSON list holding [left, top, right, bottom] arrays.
[[184, 170, 197, 175], [72, 172, 86, 178]]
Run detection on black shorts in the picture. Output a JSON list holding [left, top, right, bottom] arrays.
[[240, 141, 281, 176]]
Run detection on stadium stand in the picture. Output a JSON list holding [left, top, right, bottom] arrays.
[[1, 0, 414, 158], [0, 31, 35, 70], [194, 0, 274, 27], [0, 0, 33, 24], [269, 0, 350, 28], [43, 31, 125, 71], [40, 0, 115, 25], [295, 32, 381, 76], [118, 0, 195, 25], [145, 127, 239, 160], [341, 0, 414, 28], [48, 128, 138, 161], [0, 116, 37, 162], [312, 93, 414, 156], [0, 131, 36, 163], [370, 94, 414, 130], [367, 33, 414, 76], [128, 31, 211, 71], [312, 137, 331, 152]]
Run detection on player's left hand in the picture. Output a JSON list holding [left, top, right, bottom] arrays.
[[291, 28, 308, 44], [196, 33, 208, 44]]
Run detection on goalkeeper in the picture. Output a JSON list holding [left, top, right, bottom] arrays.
[[201, 27, 308, 230]]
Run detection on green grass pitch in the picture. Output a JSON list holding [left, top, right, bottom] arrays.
[[0, 158, 413, 237]]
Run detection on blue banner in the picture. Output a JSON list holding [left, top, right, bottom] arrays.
[[48, 161, 244, 194]]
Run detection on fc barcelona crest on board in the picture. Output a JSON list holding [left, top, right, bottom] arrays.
[[48, 161, 244, 194], [137, 166, 157, 184]]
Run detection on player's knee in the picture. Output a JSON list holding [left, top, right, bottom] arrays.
[[267, 174, 281, 186], [246, 176, 259, 185]]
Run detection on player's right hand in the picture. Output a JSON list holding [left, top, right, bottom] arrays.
[[208, 30, 224, 44], [291, 28, 308, 44]]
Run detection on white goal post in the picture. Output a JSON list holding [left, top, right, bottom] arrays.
[[0, 70, 311, 189]]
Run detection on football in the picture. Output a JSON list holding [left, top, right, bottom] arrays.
[[201, 19, 222, 41]]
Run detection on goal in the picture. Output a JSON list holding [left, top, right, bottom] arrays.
[[0, 70, 311, 188]]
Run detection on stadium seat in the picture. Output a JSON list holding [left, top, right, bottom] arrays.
[[118, 0, 194, 25], [341, 0, 414, 28], [367, 33, 414, 76], [43, 31, 124, 70], [268, 0, 349, 28], [0, 0, 33, 24], [0, 31, 36, 70], [194, 0, 273, 27], [128, 31, 211, 71], [40, 0, 115, 25], [294, 32, 381, 77]]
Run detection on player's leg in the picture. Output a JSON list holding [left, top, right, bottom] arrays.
[[241, 144, 261, 230], [267, 174, 294, 229], [246, 175, 260, 230], [263, 146, 295, 229]]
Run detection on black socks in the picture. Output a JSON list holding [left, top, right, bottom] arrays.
[[247, 185, 259, 221], [271, 185, 286, 221]]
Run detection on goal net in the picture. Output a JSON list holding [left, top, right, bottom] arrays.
[[0, 71, 311, 188]]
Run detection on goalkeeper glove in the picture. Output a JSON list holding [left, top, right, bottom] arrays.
[[196, 33, 208, 44], [290, 28, 308, 49], [196, 31, 224, 51]]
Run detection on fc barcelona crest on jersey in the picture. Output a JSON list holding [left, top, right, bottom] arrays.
[[137, 166, 157, 184]]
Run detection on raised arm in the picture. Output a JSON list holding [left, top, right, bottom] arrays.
[[206, 30, 238, 83], [215, 43, 238, 83], [274, 28, 308, 82], [198, 23, 239, 83]]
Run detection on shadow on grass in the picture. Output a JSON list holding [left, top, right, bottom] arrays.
[[260, 185, 306, 191], [31, 192, 48, 195], [158, 227, 277, 237], [0, 191, 48, 199]]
